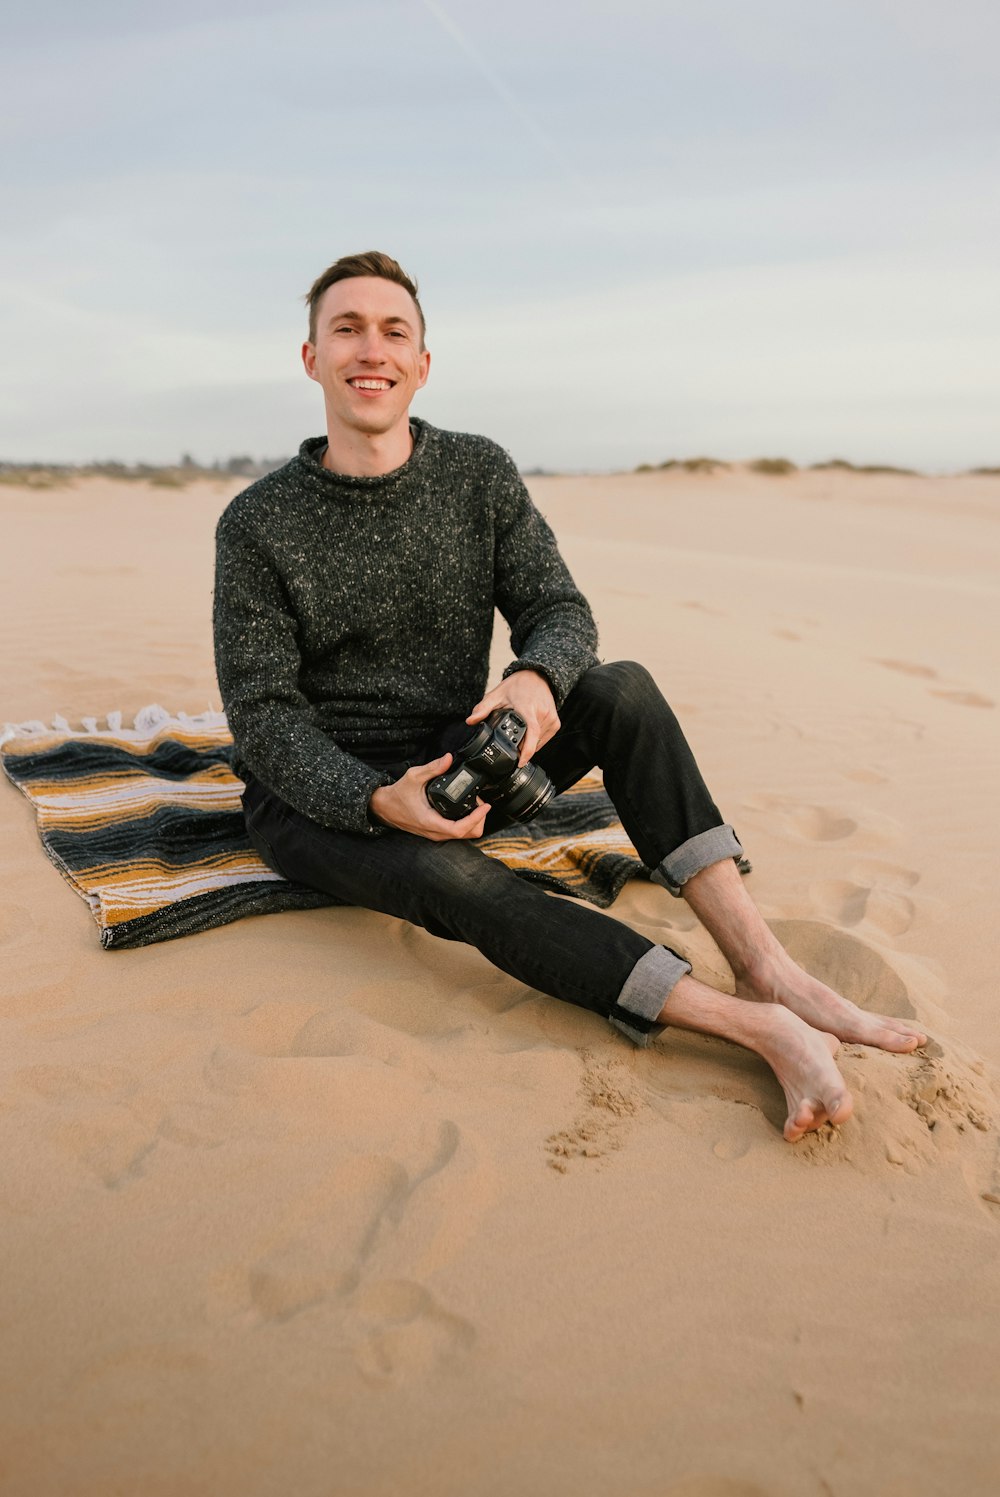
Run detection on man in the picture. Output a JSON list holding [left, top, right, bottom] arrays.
[[213, 250, 926, 1143]]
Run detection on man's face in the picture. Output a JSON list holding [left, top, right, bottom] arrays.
[[302, 276, 430, 438]]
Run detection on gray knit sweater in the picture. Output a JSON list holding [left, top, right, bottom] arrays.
[[213, 419, 599, 836]]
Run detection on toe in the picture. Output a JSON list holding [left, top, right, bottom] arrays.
[[784, 1100, 820, 1142], [828, 1091, 853, 1126], [784, 1091, 853, 1142], [877, 1026, 923, 1052]]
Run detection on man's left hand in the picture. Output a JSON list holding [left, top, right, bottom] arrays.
[[466, 669, 560, 765]]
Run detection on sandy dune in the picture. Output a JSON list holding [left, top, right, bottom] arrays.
[[2, 463, 999, 1497]]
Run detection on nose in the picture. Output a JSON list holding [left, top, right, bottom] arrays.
[[357, 327, 386, 364]]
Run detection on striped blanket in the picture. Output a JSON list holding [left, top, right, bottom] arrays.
[[1, 706, 649, 950]]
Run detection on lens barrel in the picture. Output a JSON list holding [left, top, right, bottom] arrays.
[[485, 761, 555, 821]]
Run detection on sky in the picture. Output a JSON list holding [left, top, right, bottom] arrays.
[[2, 0, 998, 472]]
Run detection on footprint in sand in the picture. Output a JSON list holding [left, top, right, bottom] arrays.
[[352, 1278, 476, 1383], [681, 600, 727, 616], [210, 1121, 476, 1376], [841, 766, 889, 785], [873, 658, 938, 679], [743, 794, 857, 842], [871, 658, 995, 709], [712, 1135, 752, 1161], [50, 1100, 166, 1189], [243, 1154, 412, 1320], [851, 858, 920, 890], [787, 804, 857, 841], [930, 688, 995, 709], [811, 859, 920, 937], [11, 1064, 232, 1195], [14, 1063, 166, 1189]]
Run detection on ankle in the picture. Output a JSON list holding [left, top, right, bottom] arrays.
[[732, 949, 784, 997], [659, 974, 787, 1052]]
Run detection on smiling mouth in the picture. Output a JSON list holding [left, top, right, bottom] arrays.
[[348, 378, 395, 391]]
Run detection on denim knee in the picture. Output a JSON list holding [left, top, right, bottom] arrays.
[[405, 837, 509, 909], [570, 660, 657, 717]]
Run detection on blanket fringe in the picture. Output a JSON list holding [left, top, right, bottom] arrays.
[[0, 704, 229, 747]]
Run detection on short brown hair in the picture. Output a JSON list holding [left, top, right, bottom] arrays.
[[304, 250, 426, 347]]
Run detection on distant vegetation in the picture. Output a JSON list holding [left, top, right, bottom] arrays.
[[635, 456, 731, 474], [748, 457, 797, 475], [0, 454, 290, 488], [809, 458, 919, 476], [632, 456, 998, 477]]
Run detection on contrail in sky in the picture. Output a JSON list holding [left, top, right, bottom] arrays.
[[418, 0, 586, 187]]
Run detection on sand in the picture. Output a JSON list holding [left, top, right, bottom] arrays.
[[1, 463, 999, 1497]]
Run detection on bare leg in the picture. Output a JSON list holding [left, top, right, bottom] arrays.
[[681, 857, 927, 1052], [660, 973, 854, 1142]]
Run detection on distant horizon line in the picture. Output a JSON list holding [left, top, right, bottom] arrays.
[[1, 454, 998, 486]]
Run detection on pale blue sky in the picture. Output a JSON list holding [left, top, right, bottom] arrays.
[[3, 0, 998, 470]]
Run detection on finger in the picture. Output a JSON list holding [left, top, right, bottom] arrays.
[[412, 752, 452, 783], [519, 727, 540, 765], [529, 717, 559, 762], [455, 801, 490, 837], [466, 687, 504, 724], [421, 807, 470, 840], [539, 714, 560, 749]]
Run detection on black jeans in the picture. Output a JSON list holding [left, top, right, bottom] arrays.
[[242, 662, 744, 1046]]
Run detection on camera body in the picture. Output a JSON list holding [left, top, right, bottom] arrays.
[[426, 707, 555, 824]]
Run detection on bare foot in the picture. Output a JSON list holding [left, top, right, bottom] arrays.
[[736, 953, 927, 1054], [658, 974, 854, 1143], [747, 1006, 854, 1142], [679, 856, 927, 1054]]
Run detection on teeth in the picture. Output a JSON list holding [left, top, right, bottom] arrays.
[[351, 379, 392, 390]]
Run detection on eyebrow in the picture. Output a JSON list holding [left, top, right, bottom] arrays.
[[326, 310, 415, 333]]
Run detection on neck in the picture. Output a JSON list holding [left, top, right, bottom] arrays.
[[321, 416, 414, 478]]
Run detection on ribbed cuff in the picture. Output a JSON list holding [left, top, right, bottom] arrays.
[[608, 945, 692, 1048], [651, 824, 744, 898]]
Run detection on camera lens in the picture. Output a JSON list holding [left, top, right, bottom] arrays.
[[486, 762, 555, 822]]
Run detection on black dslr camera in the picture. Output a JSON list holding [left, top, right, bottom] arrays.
[[426, 707, 555, 823]]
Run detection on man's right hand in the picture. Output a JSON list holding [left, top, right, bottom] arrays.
[[368, 754, 490, 841]]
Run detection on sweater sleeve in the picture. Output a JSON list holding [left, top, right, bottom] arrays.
[[213, 509, 391, 836], [491, 453, 599, 706]]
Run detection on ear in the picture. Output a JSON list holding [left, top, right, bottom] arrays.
[[416, 347, 431, 389], [301, 341, 318, 381]]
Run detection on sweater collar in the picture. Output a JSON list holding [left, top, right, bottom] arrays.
[[298, 418, 431, 490]]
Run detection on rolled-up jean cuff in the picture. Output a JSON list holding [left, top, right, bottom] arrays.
[[651, 824, 744, 898], [608, 945, 692, 1047]]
